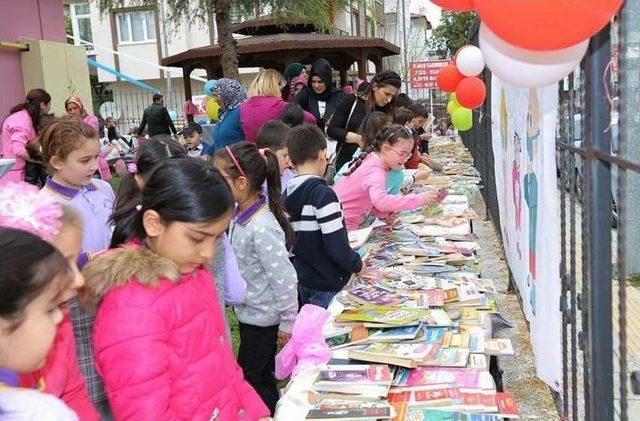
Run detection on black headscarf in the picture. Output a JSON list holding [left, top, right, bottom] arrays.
[[307, 58, 340, 101]]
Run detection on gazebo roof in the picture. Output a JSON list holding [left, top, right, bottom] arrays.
[[161, 32, 400, 71]]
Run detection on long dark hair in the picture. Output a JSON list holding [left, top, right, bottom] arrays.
[[110, 158, 233, 248], [359, 111, 391, 151], [114, 137, 186, 214], [8, 89, 51, 135], [359, 71, 401, 113], [344, 124, 412, 176], [215, 142, 294, 249], [0, 228, 71, 331]]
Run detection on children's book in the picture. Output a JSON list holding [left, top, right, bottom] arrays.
[[347, 343, 433, 369], [398, 242, 442, 257], [367, 324, 423, 342], [392, 405, 501, 421], [306, 399, 393, 420], [327, 325, 370, 350], [393, 367, 480, 389], [496, 392, 520, 419], [467, 354, 488, 371], [387, 385, 460, 406], [484, 339, 515, 356], [423, 310, 453, 327], [336, 306, 421, 326], [424, 327, 448, 344], [436, 348, 470, 368], [313, 365, 393, 400], [348, 226, 374, 250], [347, 284, 407, 307]]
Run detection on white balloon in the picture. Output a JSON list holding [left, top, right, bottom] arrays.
[[479, 24, 588, 88], [455, 45, 485, 77]]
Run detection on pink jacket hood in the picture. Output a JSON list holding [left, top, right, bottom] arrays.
[[81, 245, 269, 420], [239, 96, 315, 142]]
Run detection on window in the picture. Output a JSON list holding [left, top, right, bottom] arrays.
[[70, 3, 94, 49], [116, 10, 156, 44]]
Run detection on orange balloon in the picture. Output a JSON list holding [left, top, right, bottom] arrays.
[[455, 77, 486, 109], [436, 65, 465, 93], [431, 0, 474, 12], [474, 0, 623, 50]]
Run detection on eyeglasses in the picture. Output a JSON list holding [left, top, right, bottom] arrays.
[[388, 147, 412, 160]]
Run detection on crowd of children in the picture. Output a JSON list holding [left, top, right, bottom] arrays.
[[0, 76, 452, 420]]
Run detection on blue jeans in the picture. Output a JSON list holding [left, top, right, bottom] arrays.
[[298, 284, 338, 309]]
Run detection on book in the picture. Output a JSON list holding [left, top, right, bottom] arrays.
[[348, 226, 374, 250], [328, 325, 370, 350], [496, 392, 520, 419], [368, 324, 423, 342], [392, 405, 501, 421], [467, 354, 488, 371], [347, 285, 407, 307], [347, 343, 434, 369], [398, 242, 442, 256], [484, 339, 515, 356], [424, 327, 448, 343], [306, 399, 393, 420], [388, 386, 460, 406], [423, 310, 453, 327], [313, 365, 393, 400], [436, 348, 470, 367], [336, 306, 421, 327], [393, 367, 480, 389]]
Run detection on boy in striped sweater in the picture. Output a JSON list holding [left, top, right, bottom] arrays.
[[283, 125, 366, 308]]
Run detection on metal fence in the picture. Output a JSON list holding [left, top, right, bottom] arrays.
[[463, 8, 640, 420]]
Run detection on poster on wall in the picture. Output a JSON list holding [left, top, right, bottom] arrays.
[[490, 76, 562, 391]]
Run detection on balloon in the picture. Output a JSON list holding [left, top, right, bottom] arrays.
[[455, 46, 485, 77], [474, 0, 622, 51], [455, 77, 486, 109], [204, 79, 216, 96], [436, 65, 464, 93], [479, 24, 589, 88], [452, 107, 473, 132], [447, 101, 459, 115], [431, 0, 474, 11], [168, 110, 177, 121], [205, 97, 219, 121]]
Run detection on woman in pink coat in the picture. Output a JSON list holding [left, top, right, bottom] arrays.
[[65, 96, 112, 181], [239, 69, 315, 142], [0, 88, 51, 186], [81, 158, 270, 421]]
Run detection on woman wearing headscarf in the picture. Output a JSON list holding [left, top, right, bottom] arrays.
[[281, 62, 306, 101], [0, 88, 51, 186], [65, 95, 112, 181], [327, 70, 402, 170], [294, 58, 345, 133], [204, 78, 248, 154]]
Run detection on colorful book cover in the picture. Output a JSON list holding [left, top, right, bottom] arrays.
[[467, 354, 488, 371], [424, 309, 453, 327], [336, 306, 420, 326], [437, 348, 470, 367], [425, 327, 448, 343], [356, 342, 433, 361], [316, 364, 392, 384], [347, 284, 407, 306], [496, 392, 520, 418], [307, 400, 393, 420], [401, 367, 479, 389], [368, 324, 422, 342], [484, 338, 515, 356]]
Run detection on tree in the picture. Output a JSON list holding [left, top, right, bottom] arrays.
[[428, 11, 476, 59], [95, 0, 346, 79]]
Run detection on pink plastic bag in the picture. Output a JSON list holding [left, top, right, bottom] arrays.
[[275, 304, 332, 380]]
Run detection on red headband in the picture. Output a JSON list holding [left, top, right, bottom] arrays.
[[226, 146, 246, 177]]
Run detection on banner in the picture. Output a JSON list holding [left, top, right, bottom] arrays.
[[490, 77, 562, 391], [410, 60, 450, 89]]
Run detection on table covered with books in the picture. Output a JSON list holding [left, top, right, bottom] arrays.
[[274, 137, 520, 420]]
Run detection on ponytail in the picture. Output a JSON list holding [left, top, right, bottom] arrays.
[[7, 89, 51, 135], [263, 149, 294, 249]]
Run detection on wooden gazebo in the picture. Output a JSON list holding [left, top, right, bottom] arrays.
[[160, 18, 400, 100]]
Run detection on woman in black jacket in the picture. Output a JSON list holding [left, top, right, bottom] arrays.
[[327, 70, 402, 170], [294, 58, 344, 133]]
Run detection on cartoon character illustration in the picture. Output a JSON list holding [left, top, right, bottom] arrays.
[[512, 132, 523, 260], [525, 89, 541, 313]]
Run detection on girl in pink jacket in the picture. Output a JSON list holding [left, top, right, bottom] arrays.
[[0, 89, 51, 186], [80, 158, 270, 421], [334, 124, 445, 231]]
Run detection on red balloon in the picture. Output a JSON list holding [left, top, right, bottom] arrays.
[[436, 65, 465, 93], [431, 0, 475, 12], [474, 0, 623, 50], [455, 77, 486, 109]]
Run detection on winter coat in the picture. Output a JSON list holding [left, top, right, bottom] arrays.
[[239, 96, 316, 143], [294, 58, 344, 132], [81, 244, 269, 421], [0, 109, 36, 186], [137, 103, 177, 136], [334, 152, 426, 231], [20, 316, 99, 420]]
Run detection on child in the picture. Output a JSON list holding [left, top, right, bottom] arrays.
[[283, 125, 365, 308], [408, 103, 432, 154], [182, 122, 210, 158], [0, 183, 99, 420], [281, 103, 305, 127], [111, 137, 246, 321], [214, 142, 298, 415], [255, 120, 295, 191], [80, 158, 270, 420], [335, 124, 446, 231], [0, 227, 79, 419], [39, 116, 115, 413]]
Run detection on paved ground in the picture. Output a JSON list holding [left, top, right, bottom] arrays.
[[470, 190, 560, 420]]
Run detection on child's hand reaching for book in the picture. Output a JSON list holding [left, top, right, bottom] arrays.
[[421, 190, 440, 204], [413, 169, 431, 182], [277, 330, 292, 346]]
